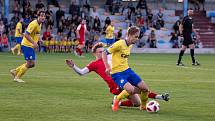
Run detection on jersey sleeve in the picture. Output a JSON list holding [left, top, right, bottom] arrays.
[[107, 40, 122, 54], [26, 22, 36, 34], [87, 61, 96, 72], [77, 24, 81, 31]]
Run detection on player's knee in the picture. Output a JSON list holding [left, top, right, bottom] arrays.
[[29, 63, 35, 68]]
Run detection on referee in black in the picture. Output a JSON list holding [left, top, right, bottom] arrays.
[[176, 8, 200, 66]]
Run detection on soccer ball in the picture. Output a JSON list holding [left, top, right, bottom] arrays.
[[146, 100, 160, 113]]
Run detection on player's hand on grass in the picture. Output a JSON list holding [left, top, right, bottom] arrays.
[[66, 59, 74, 68]]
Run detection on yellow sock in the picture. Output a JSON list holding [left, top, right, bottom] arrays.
[[14, 44, 20, 50], [140, 91, 149, 107], [116, 90, 130, 101], [16, 64, 28, 78], [17, 44, 21, 54], [15, 64, 26, 73]]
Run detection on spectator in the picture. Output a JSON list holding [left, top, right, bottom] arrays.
[[173, 19, 182, 36], [43, 25, 52, 41], [112, 0, 122, 15], [105, 0, 113, 13], [146, 8, 153, 29], [2, 32, 8, 48], [35, 0, 45, 11], [156, 8, 165, 28], [56, 6, 65, 28], [148, 30, 157, 48], [10, 13, 20, 30], [136, 0, 148, 16], [0, 20, 4, 36], [80, 0, 91, 12], [137, 16, 146, 38], [46, 6, 54, 28], [22, 0, 31, 15], [93, 16, 101, 32], [47, 0, 59, 7], [13, 0, 21, 15], [90, 6, 99, 19], [169, 32, 179, 48], [69, 1, 80, 16]]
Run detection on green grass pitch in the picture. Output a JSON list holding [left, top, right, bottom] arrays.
[[0, 52, 215, 121]]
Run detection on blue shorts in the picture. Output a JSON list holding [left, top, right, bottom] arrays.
[[16, 37, 22, 44], [106, 39, 115, 45], [21, 45, 35, 60], [111, 68, 142, 89]]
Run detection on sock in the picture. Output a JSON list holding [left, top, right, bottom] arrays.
[[140, 91, 149, 107], [16, 64, 28, 78], [120, 100, 133, 107], [14, 44, 20, 50], [148, 92, 157, 98], [177, 50, 185, 64], [15, 63, 26, 74], [155, 95, 163, 100], [75, 48, 81, 55], [190, 49, 195, 63], [116, 90, 130, 101]]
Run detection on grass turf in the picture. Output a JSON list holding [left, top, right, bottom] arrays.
[[0, 52, 215, 121]]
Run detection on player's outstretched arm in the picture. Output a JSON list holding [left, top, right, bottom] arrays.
[[102, 51, 111, 75], [65, 59, 89, 76]]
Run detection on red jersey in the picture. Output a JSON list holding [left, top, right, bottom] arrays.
[[87, 58, 121, 95], [77, 24, 86, 45]]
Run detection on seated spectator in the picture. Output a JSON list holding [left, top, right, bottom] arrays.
[[35, 0, 45, 11], [169, 32, 179, 48], [146, 8, 153, 29], [90, 6, 99, 19], [69, 0, 80, 16], [43, 25, 52, 41], [105, 0, 113, 13], [137, 15, 145, 35], [148, 30, 157, 48], [93, 16, 101, 32], [112, 0, 122, 15], [13, 0, 20, 15], [0, 20, 4, 36], [56, 6, 65, 28], [2, 32, 8, 48], [173, 19, 181, 36], [81, 0, 91, 12], [156, 8, 165, 28]]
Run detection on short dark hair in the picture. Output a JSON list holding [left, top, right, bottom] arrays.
[[92, 42, 104, 53]]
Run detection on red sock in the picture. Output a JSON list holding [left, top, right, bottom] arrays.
[[120, 100, 133, 107], [79, 49, 83, 56], [148, 92, 157, 99], [76, 48, 82, 56]]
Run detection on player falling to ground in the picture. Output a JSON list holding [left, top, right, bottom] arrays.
[[66, 42, 169, 108], [11, 18, 24, 55], [102, 26, 169, 112], [10, 11, 46, 83], [75, 19, 89, 56], [177, 8, 200, 66]]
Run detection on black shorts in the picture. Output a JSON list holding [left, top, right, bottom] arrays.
[[182, 33, 193, 46]]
